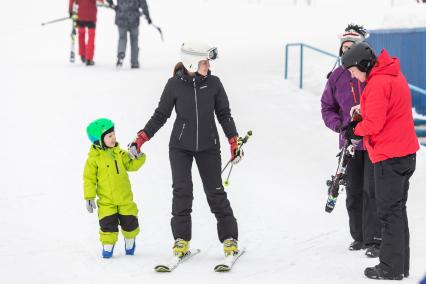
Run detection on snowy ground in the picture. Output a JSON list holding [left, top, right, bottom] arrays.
[[1, 0, 425, 283]]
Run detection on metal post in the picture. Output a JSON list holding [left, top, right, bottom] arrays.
[[300, 44, 303, 89], [285, 44, 289, 79]]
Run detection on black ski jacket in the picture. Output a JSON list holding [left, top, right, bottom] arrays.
[[142, 69, 238, 152]]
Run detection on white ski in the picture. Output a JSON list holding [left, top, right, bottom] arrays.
[[154, 249, 201, 272], [214, 247, 246, 272]]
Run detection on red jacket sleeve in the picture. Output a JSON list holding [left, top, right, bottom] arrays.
[[354, 80, 389, 136]]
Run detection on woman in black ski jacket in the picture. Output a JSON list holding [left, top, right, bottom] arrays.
[[128, 40, 243, 258]]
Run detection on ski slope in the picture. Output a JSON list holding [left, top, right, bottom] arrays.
[[1, 0, 425, 283]]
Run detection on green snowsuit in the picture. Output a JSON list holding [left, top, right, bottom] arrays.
[[83, 144, 145, 244]]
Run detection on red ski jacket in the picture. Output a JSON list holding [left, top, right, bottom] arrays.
[[354, 49, 419, 163], [69, 0, 102, 22]]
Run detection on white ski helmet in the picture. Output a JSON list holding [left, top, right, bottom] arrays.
[[180, 40, 218, 72]]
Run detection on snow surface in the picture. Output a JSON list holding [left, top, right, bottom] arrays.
[[1, 0, 425, 283]]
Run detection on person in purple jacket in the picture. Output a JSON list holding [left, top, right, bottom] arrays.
[[321, 24, 381, 257]]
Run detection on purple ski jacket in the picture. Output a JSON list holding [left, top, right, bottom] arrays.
[[321, 65, 364, 150]]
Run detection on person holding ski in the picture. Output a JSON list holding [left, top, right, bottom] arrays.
[[342, 42, 419, 280], [321, 24, 381, 257], [68, 0, 104, 66], [84, 118, 146, 258], [106, 0, 151, 68], [128, 40, 242, 259]]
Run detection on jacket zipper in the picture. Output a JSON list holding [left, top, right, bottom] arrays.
[[178, 123, 186, 141], [114, 160, 119, 174], [193, 78, 199, 151]]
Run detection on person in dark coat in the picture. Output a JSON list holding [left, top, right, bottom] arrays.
[[321, 24, 381, 256], [342, 42, 419, 280], [128, 41, 243, 258], [68, 0, 103, 65], [107, 0, 151, 68]]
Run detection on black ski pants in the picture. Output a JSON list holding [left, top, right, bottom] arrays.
[[169, 147, 238, 243], [374, 154, 416, 276], [346, 150, 381, 245]]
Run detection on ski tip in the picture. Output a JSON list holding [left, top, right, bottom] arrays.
[[214, 264, 231, 272], [154, 265, 171, 272]]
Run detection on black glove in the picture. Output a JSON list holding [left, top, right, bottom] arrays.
[[343, 121, 362, 141], [145, 13, 152, 24]]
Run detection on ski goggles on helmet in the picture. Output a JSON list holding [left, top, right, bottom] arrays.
[[207, 47, 218, 60], [181, 46, 219, 61]]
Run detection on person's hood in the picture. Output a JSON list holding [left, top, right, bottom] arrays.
[[368, 49, 400, 80]]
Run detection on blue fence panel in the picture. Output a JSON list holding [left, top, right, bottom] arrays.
[[368, 28, 426, 115]]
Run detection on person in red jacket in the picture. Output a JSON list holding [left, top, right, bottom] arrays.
[[342, 42, 419, 280], [69, 0, 104, 66]]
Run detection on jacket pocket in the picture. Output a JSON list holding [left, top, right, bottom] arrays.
[[210, 124, 219, 146], [178, 123, 186, 141]]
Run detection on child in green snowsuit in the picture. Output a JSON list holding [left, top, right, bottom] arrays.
[[84, 118, 145, 258]]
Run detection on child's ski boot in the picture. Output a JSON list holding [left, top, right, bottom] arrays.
[[102, 244, 114, 259], [125, 238, 136, 255]]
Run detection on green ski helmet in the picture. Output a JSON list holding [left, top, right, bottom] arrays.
[[86, 118, 115, 144]]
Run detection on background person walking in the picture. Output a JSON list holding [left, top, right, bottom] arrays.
[[68, 0, 104, 66], [107, 0, 152, 68]]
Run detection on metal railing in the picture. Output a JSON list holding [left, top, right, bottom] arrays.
[[284, 43, 338, 89], [284, 43, 426, 143], [409, 85, 426, 142], [284, 43, 426, 99], [409, 84, 426, 96]]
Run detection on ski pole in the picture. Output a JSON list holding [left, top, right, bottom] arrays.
[[152, 24, 164, 42], [223, 163, 234, 187], [41, 16, 70, 26], [221, 130, 252, 173], [221, 159, 232, 174], [221, 130, 253, 187]]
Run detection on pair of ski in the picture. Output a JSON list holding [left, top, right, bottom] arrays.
[[154, 248, 246, 272]]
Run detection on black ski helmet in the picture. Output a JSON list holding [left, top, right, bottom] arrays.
[[341, 42, 377, 73]]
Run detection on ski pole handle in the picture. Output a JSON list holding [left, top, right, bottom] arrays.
[[239, 130, 253, 145]]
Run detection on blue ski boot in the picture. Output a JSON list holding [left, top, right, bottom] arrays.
[[125, 238, 136, 255], [102, 244, 115, 259]]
